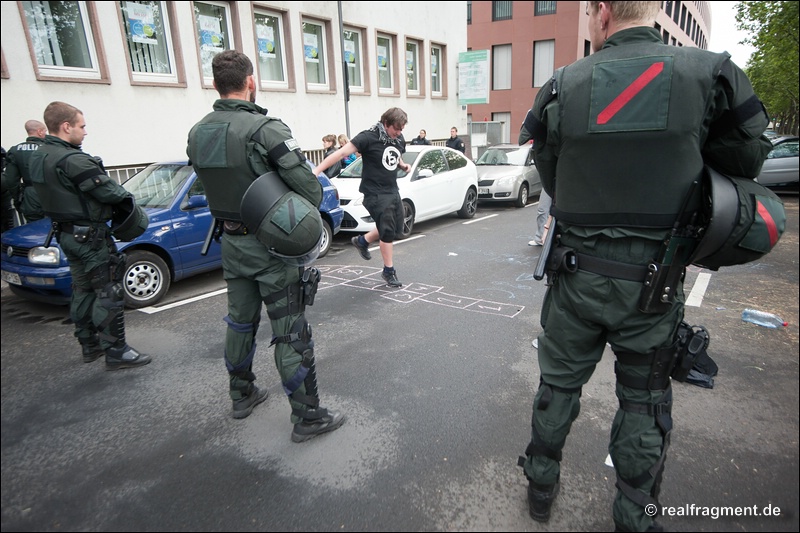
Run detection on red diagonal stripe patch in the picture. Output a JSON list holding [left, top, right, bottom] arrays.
[[597, 62, 664, 125], [756, 199, 779, 247]]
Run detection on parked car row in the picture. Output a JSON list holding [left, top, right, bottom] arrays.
[[3, 144, 549, 308], [1, 161, 343, 308], [756, 136, 799, 192]]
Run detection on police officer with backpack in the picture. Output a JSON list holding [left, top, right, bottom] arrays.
[[187, 50, 344, 441], [518, 2, 771, 531]]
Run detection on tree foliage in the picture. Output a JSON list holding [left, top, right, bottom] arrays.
[[736, 1, 799, 134]]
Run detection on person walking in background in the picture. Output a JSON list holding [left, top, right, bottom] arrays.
[[322, 134, 342, 177], [517, 2, 771, 531], [337, 133, 358, 169], [446, 126, 465, 154], [528, 189, 552, 247], [2, 119, 47, 225], [313, 108, 411, 288], [186, 50, 344, 441], [29, 102, 153, 370], [410, 129, 432, 145]]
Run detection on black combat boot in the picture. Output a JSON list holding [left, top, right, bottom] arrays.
[[527, 477, 560, 522], [231, 384, 269, 419], [105, 344, 152, 371], [79, 336, 105, 363], [291, 408, 345, 443]]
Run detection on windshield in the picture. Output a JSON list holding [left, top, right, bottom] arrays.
[[123, 163, 194, 208], [476, 147, 529, 166]]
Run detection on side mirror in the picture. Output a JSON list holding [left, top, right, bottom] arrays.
[[417, 169, 434, 179], [186, 194, 208, 209]]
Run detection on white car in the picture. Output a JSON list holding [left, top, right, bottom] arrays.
[[332, 145, 478, 238]]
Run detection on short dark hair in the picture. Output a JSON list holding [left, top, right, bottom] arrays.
[[212, 50, 253, 96], [43, 101, 82, 133]]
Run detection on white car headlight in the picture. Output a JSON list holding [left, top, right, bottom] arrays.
[[28, 246, 61, 265], [352, 194, 365, 207]]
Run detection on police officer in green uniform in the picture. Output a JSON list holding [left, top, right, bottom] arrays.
[[187, 50, 345, 441], [518, 2, 771, 531], [29, 102, 152, 370], [1, 120, 47, 225]]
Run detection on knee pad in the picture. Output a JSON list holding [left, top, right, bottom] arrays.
[[223, 315, 258, 381], [273, 315, 319, 407]]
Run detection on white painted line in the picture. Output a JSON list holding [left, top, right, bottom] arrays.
[[137, 288, 227, 314], [369, 233, 426, 250], [685, 272, 712, 307], [463, 214, 498, 225]]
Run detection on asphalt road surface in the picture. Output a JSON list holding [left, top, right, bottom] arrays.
[[2, 196, 798, 532]]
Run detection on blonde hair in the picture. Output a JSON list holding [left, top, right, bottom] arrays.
[[588, 1, 660, 25], [337, 133, 349, 146]]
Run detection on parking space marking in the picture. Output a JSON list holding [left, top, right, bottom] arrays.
[[368, 234, 426, 251], [463, 214, 498, 225], [686, 272, 712, 307]]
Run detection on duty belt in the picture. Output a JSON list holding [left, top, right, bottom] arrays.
[[222, 221, 250, 236], [575, 252, 648, 282]]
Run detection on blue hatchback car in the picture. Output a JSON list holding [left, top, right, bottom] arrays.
[[1, 161, 343, 308]]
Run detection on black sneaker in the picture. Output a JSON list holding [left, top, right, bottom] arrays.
[[291, 409, 345, 443], [351, 236, 371, 260], [382, 269, 402, 287], [527, 478, 560, 522], [232, 386, 269, 419], [105, 345, 152, 371]]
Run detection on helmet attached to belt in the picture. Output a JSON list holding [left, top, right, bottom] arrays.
[[240, 172, 323, 267], [111, 195, 149, 242], [691, 166, 785, 270]]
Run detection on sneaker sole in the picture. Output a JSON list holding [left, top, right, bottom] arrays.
[[232, 389, 269, 419], [105, 358, 152, 371], [291, 414, 346, 443]]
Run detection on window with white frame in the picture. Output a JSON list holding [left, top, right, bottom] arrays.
[[492, 44, 511, 90], [194, 1, 232, 83], [21, 0, 102, 80], [343, 27, 364, 92], [377, 33, 394, 93], [430, 44, 442, 96], [532, 39, 554, 87], [119, 1, 178, 84], [406, 40, 420, 94], [254, 9, 288, 89], [302, 19, 327, 88]]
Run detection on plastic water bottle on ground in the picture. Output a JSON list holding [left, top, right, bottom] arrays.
[[741, 308, 788, 328]]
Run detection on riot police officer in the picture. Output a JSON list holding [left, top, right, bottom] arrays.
[[30, 102, 152, 370], [518, 2, 771, 531], [187, 50, 344, 441], [1, 120, 47, 225]]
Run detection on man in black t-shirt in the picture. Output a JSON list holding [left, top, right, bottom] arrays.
[[313, 108, 411, 287]]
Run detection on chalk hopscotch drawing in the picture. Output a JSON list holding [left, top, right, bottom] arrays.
[[315, 265, 524, 319]]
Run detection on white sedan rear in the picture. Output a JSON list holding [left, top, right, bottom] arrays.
[[332, 145, 478, 238]]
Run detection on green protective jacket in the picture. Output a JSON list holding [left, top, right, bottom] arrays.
[[186, 99, 321, 221], [1, 136, 44, 219], [531, 26, 771, 233], [29, 135, 130, 224]]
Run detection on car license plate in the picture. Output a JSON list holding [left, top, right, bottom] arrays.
[[1, 270, 21, 286], [479, 188, 489, 195]]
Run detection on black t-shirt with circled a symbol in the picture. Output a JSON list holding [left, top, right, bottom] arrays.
[[352, 127, 406, 196]]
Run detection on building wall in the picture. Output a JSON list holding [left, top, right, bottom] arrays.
[[467, 0, 710, 143], [1, 1, 467, 170]]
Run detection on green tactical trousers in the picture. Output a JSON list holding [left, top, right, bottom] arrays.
[[59, 231, 117, 348], [220, 233, 311, 423], [524, 234, 684, 532]]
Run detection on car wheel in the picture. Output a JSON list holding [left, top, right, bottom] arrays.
[[122, 250, 170, 309], [515, 183, 529, 208], [399, 200, 415, 239], [457, 187, 478, 219], [318, 219, 333, 258]]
